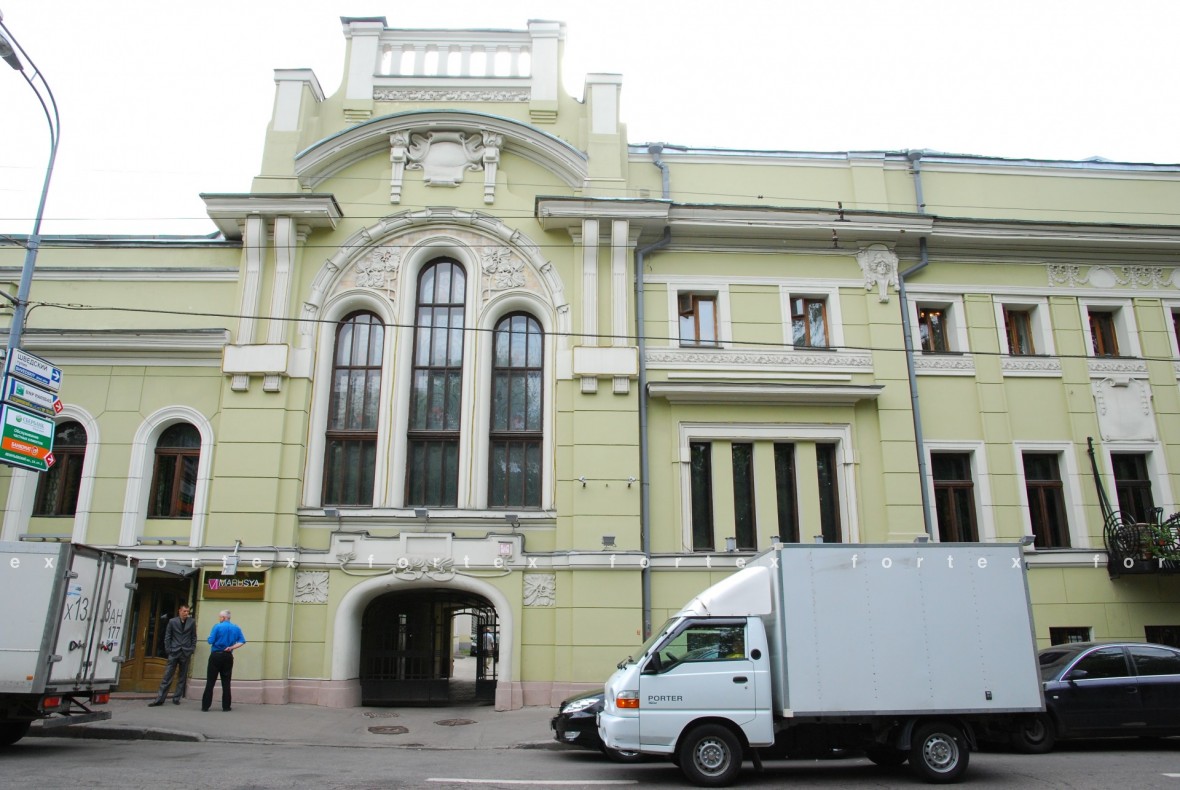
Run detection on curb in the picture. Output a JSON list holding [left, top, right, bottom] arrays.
[[29, 724, 204, 743]]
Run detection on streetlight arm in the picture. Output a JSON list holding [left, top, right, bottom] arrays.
[[0, 15, 60, 354]]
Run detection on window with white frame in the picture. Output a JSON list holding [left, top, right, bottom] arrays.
[[911, 296, 968, 354], [995, 298, 1054, 358], [1022, 451, 1071, 548], [931, 452, 979, 542], [323, 311, 384, 506], [1081, 299, 1138, 359], [33, 421, 87, 517]]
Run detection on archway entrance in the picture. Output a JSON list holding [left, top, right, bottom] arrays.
[[359, 589, 498, 706]]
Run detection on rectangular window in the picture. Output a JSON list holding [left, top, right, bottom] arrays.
[[1049, 626, 1092, 645], [678, 293, 717, 346], [1004, 308, 1036, 355], [731, 443, 756, 550], [932, 452, 978, 542], [1023, 452, 1071, 548], [773, 443, 799, 543], [690, 442, 715, 551], [790, 297, 828, 348], [1173, 311, 1180, 357], [1089, 309, 1120, 357], [1145, 625, 1180, 648], [1112, 453, 1155, 523], [816, 444, 841, 543], [918, 306, 949, 352]]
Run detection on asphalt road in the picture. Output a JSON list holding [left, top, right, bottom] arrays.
[[2, 736, 1178, 788]]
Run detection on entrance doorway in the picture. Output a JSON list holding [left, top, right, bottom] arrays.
[[117, 575, 194, 693], [359, 589, 498, 706]]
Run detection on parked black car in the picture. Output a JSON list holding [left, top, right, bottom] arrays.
[[550, 690, 642, 762], [1010, 641, 1180, 753]]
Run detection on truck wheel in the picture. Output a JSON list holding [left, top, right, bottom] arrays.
[[0, 721, 31, 747], [603, 746, 644, 763], [866, 746, 908, 766], [908, 722, 969, 783], [1010, 714, 1055, 754], [677, 724, 742, 787]]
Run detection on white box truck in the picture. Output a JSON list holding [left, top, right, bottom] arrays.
[[599, 543, 1044, 785], [0, 542, 137, 746]]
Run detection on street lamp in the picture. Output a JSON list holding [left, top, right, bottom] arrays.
[[0, 9, 60, 355]]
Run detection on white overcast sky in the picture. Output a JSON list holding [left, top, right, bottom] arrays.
[[1, 0, 1177, 237]]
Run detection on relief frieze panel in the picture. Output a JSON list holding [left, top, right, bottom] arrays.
[[1048, 263, 1179, 290]]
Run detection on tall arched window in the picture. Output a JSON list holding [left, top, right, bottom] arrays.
[[324, 311, 384, 505], [149, 423, 200, 518], [489, 313, 543, 508], [33, 420, 87, 516], [406, 259, 466, 507]]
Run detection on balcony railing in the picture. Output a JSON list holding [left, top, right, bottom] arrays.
[[1103, 509, 1180, 576]]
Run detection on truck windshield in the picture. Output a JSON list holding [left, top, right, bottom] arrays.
[[619, 619, 676, 666]]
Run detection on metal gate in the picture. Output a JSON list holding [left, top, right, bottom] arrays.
[[360, 590, 497, 705]]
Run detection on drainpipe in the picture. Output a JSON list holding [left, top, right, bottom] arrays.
[[637, 144, 671, 639], [901, 150, 934, 538]]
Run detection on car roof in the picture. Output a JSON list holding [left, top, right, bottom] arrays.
[[1038, 641, 1178, 655]]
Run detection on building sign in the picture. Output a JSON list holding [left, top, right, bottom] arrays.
[[3, 376, 62, 419], [0, 404, 54, 472], [202, 570, 266, 600], [7, 348, 63, 393]]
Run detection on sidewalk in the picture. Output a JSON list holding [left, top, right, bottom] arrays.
[[30, 696, 560, 750]]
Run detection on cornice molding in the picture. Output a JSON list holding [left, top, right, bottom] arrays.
[[648, 381, 883, 405], [0, 267, 238, 282], [200, 194, 343, 241]]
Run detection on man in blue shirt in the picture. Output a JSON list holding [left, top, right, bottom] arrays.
[[202, 609, 246, 712]]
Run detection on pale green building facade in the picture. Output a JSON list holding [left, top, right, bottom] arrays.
[[2, 18, 1178, 709]]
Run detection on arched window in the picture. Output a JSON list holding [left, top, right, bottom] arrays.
[[323, 311, 384, 505], [33, 420, 87, 517], [489, 313, 543, 508], [406, 259, 466, 506], [149, 423, 200, 518]]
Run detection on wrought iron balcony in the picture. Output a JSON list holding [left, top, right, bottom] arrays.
[[1103, 510, 1180, 577]]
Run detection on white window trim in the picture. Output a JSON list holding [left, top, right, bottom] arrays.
[[781, 285, 845, 349], [677, 423, 858, 551], [471, 291, 556, 511], [1, 406, 101, 544], [1012, 441, 1089, 550], [908, 294, 970, 354], [119, 406, 214, 548], [304, 290, 397, 509], [994, 297, 1056, 357], [923, 441, 996, 544], [666, 283, 732, 348], [1079, 297, 1141, 359], [1104, 444, 1174, 521]]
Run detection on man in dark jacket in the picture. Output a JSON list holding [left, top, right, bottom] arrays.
[[149, 604, 196, 706]]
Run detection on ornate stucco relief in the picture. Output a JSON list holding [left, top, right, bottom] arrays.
[[1048, 263, 1178, 289], [1087, 357, 1150, 378], [1092, 378, 1156, 441], [374, 88, 530, 102], [1000, 356, 1063, 376], [523, 573, 556, 607], [390, 130, 503, 205], [913, 354, 976, 373], [294, 570, 329, 604], [857, 245, 899, 303], [646, 348, 874, 371]]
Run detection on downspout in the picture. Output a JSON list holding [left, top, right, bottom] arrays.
[[901, 150, 934, 537], [637, 143, 671, 639]]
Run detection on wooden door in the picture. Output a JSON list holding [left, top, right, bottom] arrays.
[[117, 578, 189, 692]]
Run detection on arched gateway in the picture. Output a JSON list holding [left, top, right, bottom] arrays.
[[330, 571, 515, 710]]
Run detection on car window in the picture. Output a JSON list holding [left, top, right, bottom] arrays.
[[1070, 647, 1129, 679], [1038, 649, 1076, 681], [1129, 646, 1180, 677], [656, 623, 746, 670]]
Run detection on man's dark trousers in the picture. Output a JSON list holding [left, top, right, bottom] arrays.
[[202, 651, 233, 711]]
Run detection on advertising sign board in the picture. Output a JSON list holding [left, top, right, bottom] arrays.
[[2, 376, 62, 419], [6, 348, 63, 393], [0, 404, 54, 472]]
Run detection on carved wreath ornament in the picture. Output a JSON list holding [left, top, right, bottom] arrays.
[[355, 246, 401, 290]]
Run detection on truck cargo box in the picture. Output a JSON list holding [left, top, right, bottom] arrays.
[[750, 543, 1042, 717]]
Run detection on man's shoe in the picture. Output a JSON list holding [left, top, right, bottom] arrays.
[[201, 707, 210, 712], [148, 701, 164, 707], [172, 699, 181, 705], [222, 707, 232, 712]]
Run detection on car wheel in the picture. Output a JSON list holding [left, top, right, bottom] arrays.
[[908, 722, 969, 784], [866, 746, 908, 767], [0, 721, 31, 747], [677, 723, 743, 787], [1010, 713, 1056, 754], [603, 746, 644, 763]]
